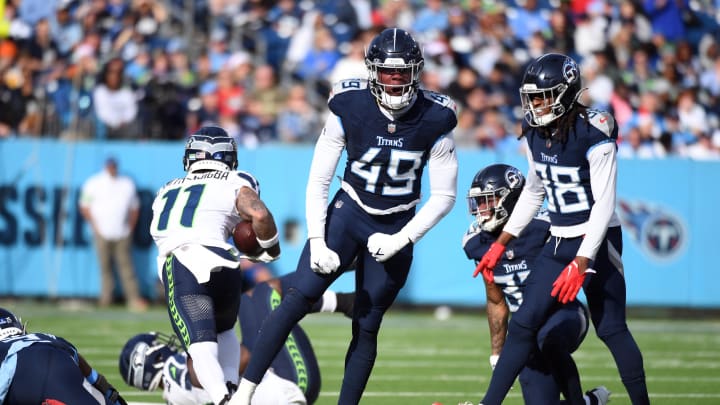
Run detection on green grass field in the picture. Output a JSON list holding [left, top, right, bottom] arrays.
[[5, 301, 720, 404]]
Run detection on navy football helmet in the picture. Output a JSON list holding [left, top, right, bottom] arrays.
[[519, 53, 583, 127], [119, 332, 180, 391], [0, 308, 24, 340], [183, 126, 238, 173], [365, 28, 424, 110], [467, 164, 525, 232]]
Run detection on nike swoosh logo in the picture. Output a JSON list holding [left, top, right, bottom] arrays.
[[604, 151, 611, 156], [599, 117, 607, 123]]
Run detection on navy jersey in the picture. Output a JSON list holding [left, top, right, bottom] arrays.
[[463, 214, 550, 311], [0, 333, 79, 401], [523, 110, 617, 227], [328, 80, 457, 211]]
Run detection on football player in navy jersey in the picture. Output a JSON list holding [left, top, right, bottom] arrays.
[[150, 126, 282, 404], [463, 164, 609, 405], [475, 54, 649, 405], [232, 28, 458, 405], [0, 307, 127, 404]]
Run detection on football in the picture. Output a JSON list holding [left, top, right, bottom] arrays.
[[232, 220, 261, 254]]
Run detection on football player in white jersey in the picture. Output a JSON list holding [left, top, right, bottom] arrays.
[[150, 126, 281, 404]]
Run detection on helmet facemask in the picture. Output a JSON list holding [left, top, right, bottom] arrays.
[[520, 82, 570, 127], [367, 58, 423, 110], [467, 187, 512, 232]]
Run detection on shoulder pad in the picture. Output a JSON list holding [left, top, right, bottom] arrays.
[[235, 170, 260, 193], [461, 221, 481, 248], [586, 109, 616, 139], [423, 91, 458, 116], [329, 79, 369, 100]]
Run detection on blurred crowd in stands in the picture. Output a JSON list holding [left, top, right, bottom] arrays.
[[1, 0, 720, 159]]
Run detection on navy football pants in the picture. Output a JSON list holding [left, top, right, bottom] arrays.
[[519, 300, 589, 404], [243, 190, 414, 405], [484, 227, 648, 404]]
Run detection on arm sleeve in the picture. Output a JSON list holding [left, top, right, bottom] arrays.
[[305, 112, 345, 239], [400, 135, 457, 243], [503, 138, 545, 237], [576, 141, 617, 260]]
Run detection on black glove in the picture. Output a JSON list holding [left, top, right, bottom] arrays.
[[94, 374, 128, 405]]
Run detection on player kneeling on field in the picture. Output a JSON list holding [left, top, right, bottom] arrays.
[[463, 164, 610, 405]]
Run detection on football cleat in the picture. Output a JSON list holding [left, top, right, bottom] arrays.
[[586, 385, 611, 405]]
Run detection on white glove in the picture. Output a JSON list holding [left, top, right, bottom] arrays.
[[489, 354, 499, 371], [367, 231, 411, 263], [309, 237, 341, 274]]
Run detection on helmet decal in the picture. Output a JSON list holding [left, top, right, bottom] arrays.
[[505, 167, 523, 189], [562, 58, 579, 84]]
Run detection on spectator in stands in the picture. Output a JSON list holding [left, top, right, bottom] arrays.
[[216, 66, 245, 122], [276, 83, 320, 144], [92, 57, 139, 139], [329, 33, 370, 85], [294, 25, 341, 97], [140, 51, 187, 139], [545, 8, 576, 58], [507, 0, 549, 46], [618, 126, 665, 159], [0, 65, 31, 137], [79, 157, 147, 312], [643, 0, 688, 42], [50, 0, 83, 59], [683, 132, 720, 160], [411, 0, 448, 36], [187, 80, 220, 134], [23, 18, 59, 76], [245, 64, 284, 142]]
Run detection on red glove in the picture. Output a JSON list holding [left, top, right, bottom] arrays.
[[551, 260, 596, 304], [473, 242, 506, 283]]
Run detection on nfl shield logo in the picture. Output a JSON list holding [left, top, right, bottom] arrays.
[[505, 249, 515, 260], [387, 123, 396, 133]]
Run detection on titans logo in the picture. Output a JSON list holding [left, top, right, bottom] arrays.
[[617, 200, 687, 261]]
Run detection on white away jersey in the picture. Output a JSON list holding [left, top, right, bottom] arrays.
[[150, 170, 260, 256]]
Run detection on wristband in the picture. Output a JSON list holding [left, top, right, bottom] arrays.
[[87, 368, 99, 384], [257, 232, 279, 249]]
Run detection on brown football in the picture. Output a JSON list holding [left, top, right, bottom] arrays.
[[232, 220, 261, 254]]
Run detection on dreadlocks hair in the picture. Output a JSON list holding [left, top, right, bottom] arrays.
[[555, 102, 590, 145]]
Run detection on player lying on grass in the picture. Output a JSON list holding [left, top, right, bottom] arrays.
[[462, 164, 609, 405], [0, 307, 127, 405], [120, 276, 354, 404]]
